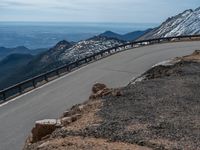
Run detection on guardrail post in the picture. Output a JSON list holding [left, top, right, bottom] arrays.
[[18, 85, 22, 94], [89, 57, 92, 62], [32, 80, 36, 88], [66, 65, 70, 71], [84, 58, 87, 63], [131, 43, 134, 47], [76, 62, 79, 67], [56, 70, 60, 76], [44, 75, 48, 82], [86, 58, 88, 63], [2, 92, 6, 101]]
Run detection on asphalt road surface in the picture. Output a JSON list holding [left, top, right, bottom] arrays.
[[1, 41, 200, 150]]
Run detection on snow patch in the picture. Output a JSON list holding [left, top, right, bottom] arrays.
[[130, 76, 146, 85], [36, 119, 60, 125], [149, 8, 200, 38], [152, 59, 176, 67]]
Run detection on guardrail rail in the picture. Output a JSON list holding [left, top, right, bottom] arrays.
[[1, 34, 200, 103]]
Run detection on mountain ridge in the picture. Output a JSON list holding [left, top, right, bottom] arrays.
[[138, 7, 200, 40], [0, 46, 47, 60], [100, 29, 152, 41]]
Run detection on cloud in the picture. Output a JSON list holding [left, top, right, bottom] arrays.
[[1, 0, 35, 8], [0, 0, 200, 22], [50, 6, 85, 11]]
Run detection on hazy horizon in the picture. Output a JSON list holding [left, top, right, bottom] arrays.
[[0, 22, 157, 49], [1, 0, 200, 23]]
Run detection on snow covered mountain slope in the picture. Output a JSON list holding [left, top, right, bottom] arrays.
[[59, 36, 125, 62], [138, 7, 200, 40], [8, 36, 124, 80], [31, 36, 124, 70]]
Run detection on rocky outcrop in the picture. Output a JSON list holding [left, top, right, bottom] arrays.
[[179, 50, 200, 62], [30, 119, 61, 143], [92, 83, 107, 93], [89, 83, 112, 99]]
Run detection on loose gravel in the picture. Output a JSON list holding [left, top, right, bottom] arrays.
[[59, 61, 200, 150]]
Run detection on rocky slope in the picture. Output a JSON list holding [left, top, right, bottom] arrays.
[[138, 7, 200, 40], [24, 51, 200, 150]]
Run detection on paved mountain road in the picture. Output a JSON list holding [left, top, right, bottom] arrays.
[[0, 41, 200, 150]]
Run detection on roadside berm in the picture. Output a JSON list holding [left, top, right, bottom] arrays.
[[24, 51, 200, 150]]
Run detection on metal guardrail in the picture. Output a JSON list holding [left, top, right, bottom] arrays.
[[1, 34, 200, 103]]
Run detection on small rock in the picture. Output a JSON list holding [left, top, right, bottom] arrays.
[[89, 94, 96, 100], [100, 88, 112, 96], [37, 141, 50, 148], [61, 117, 72, 126], [90, 88, 112, 99], [71, 114, 82, 122], [61, 114, 82, 126], [78, 105, 85, 111], [62, 111, 70, 117], [192, 50, 200, 55], [71, 104, 86, 114], [112, 89, 123, 97]]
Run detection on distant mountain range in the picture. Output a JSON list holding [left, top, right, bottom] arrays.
[[138, 7, 200, 40], [0, 46, 47, 60], [100, 29, 152, 41]]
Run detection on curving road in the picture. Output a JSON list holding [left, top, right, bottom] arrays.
[[0, 41, 200, 150]]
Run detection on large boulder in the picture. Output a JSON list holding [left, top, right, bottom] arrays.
[[89, 83, 112, 99], [192, 50, 200, 55], [92, 83, 107, 94], [31, 119, 61, 143]]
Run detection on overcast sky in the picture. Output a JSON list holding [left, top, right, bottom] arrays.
[[1, 0, 200, 23]]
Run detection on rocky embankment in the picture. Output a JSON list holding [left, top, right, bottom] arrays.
[[24, 51, 200, 150]]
